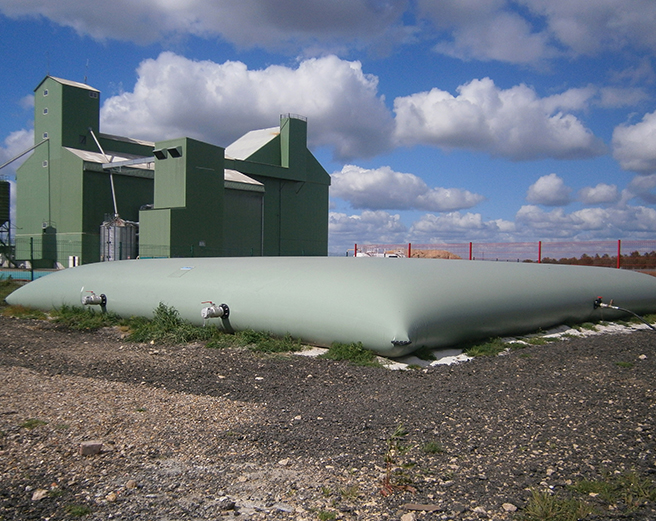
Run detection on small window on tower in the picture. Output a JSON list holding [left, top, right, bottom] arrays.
[[42, 160, 48, 168], [89, 92, 98, 99], [43, 89, 49, 96], [43, 108, 48, 115], [79, 135, 87, 145], [43, 132, 48, 139]]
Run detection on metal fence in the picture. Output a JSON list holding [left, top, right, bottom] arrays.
[[352, 240, 656, 270]]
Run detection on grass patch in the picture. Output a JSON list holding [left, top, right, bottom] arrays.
[[205, 335, 239, 349], [463, 337, 509, 357], [523, 336, 560, 346], [422, 440, 444, 454], [4, 299, 307, 353], [128, 304, 304, 353], [615, 361, 635, 369], [233, 329, 303, 353], [570, 471, 656, 509], [316, 511, 337, 521], [411, 346, 436, 361], [51, 305, 123, 331], [64, 504, 92, 517], [1, 304, 48, 319], [0, 279, 22, 306], [21, 418, 47, 429], [126, 303, 217, 345], [522, 489, 593, 521], [579, 322, 598, 331], [522, 471, 656, 520], [339, 485, 360, 500], [319, 341, 382, 367]]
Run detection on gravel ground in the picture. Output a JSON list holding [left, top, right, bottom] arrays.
[[1, 315, 656, 520]]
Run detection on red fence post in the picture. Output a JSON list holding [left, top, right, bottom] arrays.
[[354, 243, 357, 257], [408, 243, 412, 258], [469, 242, 473, 260], [617, 239, 621, 269], [538, 241, 542, 263]]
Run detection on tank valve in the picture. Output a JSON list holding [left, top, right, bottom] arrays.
[[82, 292, 107, 307], [201, 301, 229, 320], [594, 296, 616, 310]]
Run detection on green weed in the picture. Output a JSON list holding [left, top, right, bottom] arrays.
[[205, 334, 238, 349], [127, 303, 215, 345], [522, 489, 593, 521], [52, 305, 123, 331], [0, 279, 22, 306], [339, 485, 360, 500], [615, 361, 634, 369], [317, 511, 336, 521], [320, 341, 382, 367], [463, 337, 509, 357], [422, 440, 444, 454], [412, 346, 437, 361], [380, 423, 417, 496], [1, 304, 48, 319], [523, 336, 560, 346], [126, 304, 303, 352], [571, 471, 656, 509], [64, 504, 92, 517], [21, 418, 47, 429], [235, 329, 303, 353]]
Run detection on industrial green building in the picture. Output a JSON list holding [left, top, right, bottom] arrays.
[[14, 76, 330, 266]]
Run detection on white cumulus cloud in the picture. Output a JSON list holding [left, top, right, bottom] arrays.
[[0, 0, 409, 50], [418, 0, 656, 64], [328, 210, 407, 254], [331, 165, 485, 212], [409, 212, 515, 241], [578, 183, 619, 205], [624, 174, 656, 205], [3, 0, 656, 65], [100, 53, 394, 161], [612, 111, 656, 174], [393, 78, 605, 161], [0, 129, 33, 226], [417, 0, 553, 64], [516, 204, 656, 239], [0, 129, 34, 175], [521, 0, 656, 57], [526, 173, 572, 206]]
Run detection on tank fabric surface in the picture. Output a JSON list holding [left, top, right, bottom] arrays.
[[6, 257, 656, 357]]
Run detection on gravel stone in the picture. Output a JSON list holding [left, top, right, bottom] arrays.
[[1, 315, 656, 519]]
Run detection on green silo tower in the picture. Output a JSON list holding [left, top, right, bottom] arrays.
[[15, 76, 154, 266]]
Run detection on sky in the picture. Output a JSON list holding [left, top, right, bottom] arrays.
[[1, 1, 656, 256]]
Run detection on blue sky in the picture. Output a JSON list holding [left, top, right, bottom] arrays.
[[1, 1, 656, 255]]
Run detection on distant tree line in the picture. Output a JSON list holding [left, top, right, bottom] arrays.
[[538, 251, 656, 269]]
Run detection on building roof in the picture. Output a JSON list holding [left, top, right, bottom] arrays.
[[99, 132, 154, 148], [36, 76, 100, 93], [225, 126, 279, 160], [224, 169, 264, 192], [65, 147, 153, 168]]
